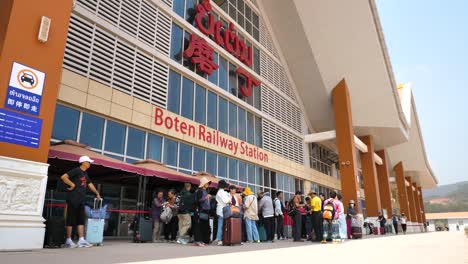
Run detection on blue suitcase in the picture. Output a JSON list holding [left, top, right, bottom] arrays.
[[85, 199, 105, 246]]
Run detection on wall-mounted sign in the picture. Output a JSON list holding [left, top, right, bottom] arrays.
[[5, 62, 45, 116], [0, 108, 42, 148], [184, 0, 260, 97]]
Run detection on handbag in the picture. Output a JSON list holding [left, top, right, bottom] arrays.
[[160, 205, 173, 223], [223, 205, 241, 218], [199, 211, 210, 221]]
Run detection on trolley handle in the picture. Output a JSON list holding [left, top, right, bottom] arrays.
[[93, 198, 103, 210]]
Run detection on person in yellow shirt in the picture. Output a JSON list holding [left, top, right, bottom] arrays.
[[310, 191, 323, 242]]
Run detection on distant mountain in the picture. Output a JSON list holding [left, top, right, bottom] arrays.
[[423, 181, 468, 213], [423, 181, 468, 198]]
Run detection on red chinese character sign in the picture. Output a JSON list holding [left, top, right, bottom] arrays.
[[182, 0, 260, 98]]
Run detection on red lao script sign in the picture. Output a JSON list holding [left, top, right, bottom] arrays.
[[183, 0, 260, 97]]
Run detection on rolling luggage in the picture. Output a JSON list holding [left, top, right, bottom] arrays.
[[44, 217, 66, 248], [85, 199, 105, 246], [223, 218, 241, 246], [133, 215, 153, 243], [380, 227, 385, 235], [257, 224, 267, 241], [373, 227, 378, 235], [351, 226, 362, 239]]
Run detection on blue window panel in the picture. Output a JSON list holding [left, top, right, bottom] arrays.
[[253, 85, 261, 110], [147, 134, 162, 162], [52, 105, 79, 141], [228, 158, 238, 181], [207, 91, 217, 129], [217, 155, 227, 178], [228, 102, 237, 137], [163, 138, 178, 167], [80, 113, 104, 149], [206, 151, 217, 175], [218, 97, 228, 134], [255, 116, 262, 147], [194, 84, 206, 125], [247, 112, 254, 144], [238, 107, 246, 141], [168, 70, 181, 114], [255, 166, 262, 186], [238, 161, 247, 183], [179, 143, 193, 170], [207, 52, 219, 85], [247, 164, 255, 184], [181, 77, 194, 120], [218, 56, 228, 91], [126, 127, 145, 158], [185, 0, 197, 25], [173, 0, 185, 18], [170, 23, 183, 63], [229, 63, 237, 97], [104, 120, 126, 154], [193, 147, 205, 172]]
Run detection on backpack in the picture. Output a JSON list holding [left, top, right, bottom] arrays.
[[323, 199, 336, 220], [160, 205, 173, 223], [287, 199, 297, 216]]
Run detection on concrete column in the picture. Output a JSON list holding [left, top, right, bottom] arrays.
[[394, 162, 410, 219], [359, 135, 381, 216], [0, 0, 73, 250], [417, 186, 426, 224], [405, 177, 417, 222], [376, 150, 393, 217], [332, 80, 360, 212], [412, 182, 422, 224]]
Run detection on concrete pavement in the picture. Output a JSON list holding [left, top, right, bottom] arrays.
[[2, 232, 467, 264]]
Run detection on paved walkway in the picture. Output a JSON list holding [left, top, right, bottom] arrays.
[[2, 232, 467, 264]]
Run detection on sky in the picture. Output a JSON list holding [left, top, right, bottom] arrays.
[[376, 0, 468, 185]]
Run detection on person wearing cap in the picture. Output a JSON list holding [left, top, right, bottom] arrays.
[[243, 187, 260, 243], [60, 156, 100, 248], [214, 180, 231, 245], [194, 177, 212, 246], [346, 200, 357, 239], [310, 191, 323, 242]]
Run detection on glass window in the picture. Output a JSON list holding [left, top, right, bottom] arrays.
[[256, 166, 262, 186], [253, 47, 260, 75], [79, 113, 104, 149], [255, 116, 262, 147], [238, 107, 246, 141], [245, 5, 252, 21], [270, 171, 277, 189], [179, 143, 193, 170], [229, 63, 237, 97], [228, 102, 237, 137], [218, 97, 228, 134], [263, 169, 270, 188], [173, 0, 185, 18], [253, 13, 259, 28], [181, 77, 194, 120], [185, 0, 197, 25], [163, 138, 178, 166], [168, 70, 181, 114], [237, 11, 244, 28], [170, 23, 183, 63], [52, 105, 79, 141], [229, 3, 236, 19], [247, 164, 255, 184], [104, 120, 126, 154], [183, 31, 195, 71], [247, 112, 254, 144], [228, 158, 238, 181], [126, 128, 145, 159], [147, 134, 162, 161], [218, 155, 227, 178], [238, 161, 247, 183], [207, 91, 218, 129], [219, 56, 228, 91], [208, 52, 218, 85], [193, 147, 205, 172], [206, 151, 217, 175], [194, 84, 206, 124], [253, 84, 261, 109]]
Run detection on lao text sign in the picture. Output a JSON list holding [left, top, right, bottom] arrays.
[[0, 108, 42, 148], [5, 62, 45, 116]]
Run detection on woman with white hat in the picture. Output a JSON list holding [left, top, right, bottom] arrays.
[[194, 177, 212, 246]]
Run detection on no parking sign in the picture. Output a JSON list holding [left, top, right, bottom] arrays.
[[4, 62, 45, 116]]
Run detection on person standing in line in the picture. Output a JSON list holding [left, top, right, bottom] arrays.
[[228, 185, 242, 207], [163, 189, 179, 243], [400, 213, 407, 234], [258, 191, 275, 242], [377, 211, 387, 234], [176, 182, 194, 244], [310, 191, 323, 242], [243, 187, 260, 243], [60, 156, 101, 248], [214, 180, 231, 246], [274, 191, 285, 240], [305, 196, 313, 241], [392, 214, 399, 235], [194, 177, 212, 246], [346, 200, 357, 239], [321, 191, 341, 244], [337, 194, 346, 242], [151, 190, 165, 243], [319, 192, 325, 239], [292, 191, 305, 242]]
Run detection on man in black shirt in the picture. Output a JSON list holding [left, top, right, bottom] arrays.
[[60, 156, 100, 248]]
